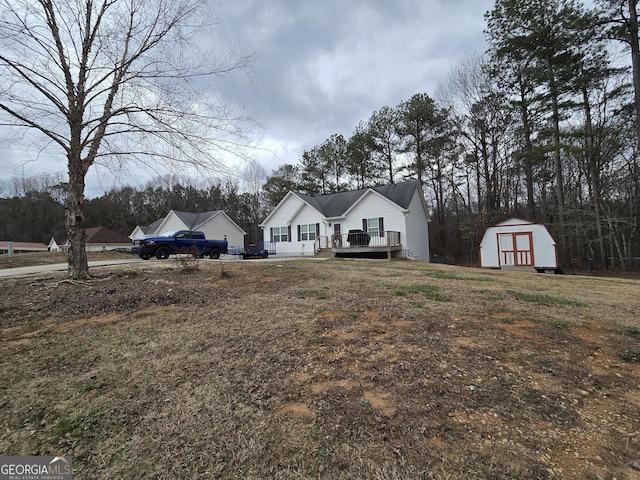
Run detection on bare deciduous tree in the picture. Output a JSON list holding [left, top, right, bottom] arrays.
[[0, 0, 253, 278], [241, 159, 267, 242]]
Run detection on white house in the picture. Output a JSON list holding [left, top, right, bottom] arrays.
[[49, 226, 132, 252], [1, 241, 48, 254], [479, 218, 559, 272], [260, 181, 430, 261], [130, 210, 246, 248]]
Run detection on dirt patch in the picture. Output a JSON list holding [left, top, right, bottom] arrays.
[[1, 259, 639, 479]]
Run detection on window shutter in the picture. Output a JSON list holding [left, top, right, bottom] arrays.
[[316, 223, 320, 238], [379, 217, 385, 234], [270, 227, 274, 242], [362, 219, 367, 231], [288, 225, 292, 242], [297, 225, 301, 241]]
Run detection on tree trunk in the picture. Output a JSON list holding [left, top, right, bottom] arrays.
[[628, 0, 640, 151], [66, 156, 89, 279], [516, 73, 536, 219], [582, 84, 607, 268], [547, 60, 567, 265]]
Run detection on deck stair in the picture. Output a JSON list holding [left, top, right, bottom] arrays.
[[314, 247, 334, 258]]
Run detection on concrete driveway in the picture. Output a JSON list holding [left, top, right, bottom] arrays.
[[0, 259, 145, 278]]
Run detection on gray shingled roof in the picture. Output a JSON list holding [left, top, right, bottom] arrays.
[[141, 218, 164, 235], [171, 210, 220, 229], [293, 181, 419, 217]]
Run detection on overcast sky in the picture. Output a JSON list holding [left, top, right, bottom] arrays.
[[0, 0, 496, 198], [218, 0, 496, 172]]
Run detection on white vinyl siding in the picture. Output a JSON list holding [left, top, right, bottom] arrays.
[[348, 193, 402, 236], [404, 190, 430, 261]]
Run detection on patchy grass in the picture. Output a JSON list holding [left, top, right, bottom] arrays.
[[78, 376, 113, 393], [619, 351, 640, 363], [625, 326, 640, 337], [508, 290, 585, 307], [49, 410, 103, 445], [547, 321, 568, 329], [424, 269, 494, 282], [297, 287, 330, 299], [389, 283, 450, 301], [1, 259, 639, 479]]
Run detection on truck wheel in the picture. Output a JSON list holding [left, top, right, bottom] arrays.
[[156, 246, 170, 259], [209, 248, 221, 259], [261, 251, 269, 258], [141, 254, 151, 260]]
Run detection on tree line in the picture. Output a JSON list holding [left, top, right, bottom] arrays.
[[2, 0, 639, 270], [264, 0, 640, 270], [0, 174, 268, 247]]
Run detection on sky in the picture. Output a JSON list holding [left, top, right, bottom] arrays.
[[0, 0, 496, 198]]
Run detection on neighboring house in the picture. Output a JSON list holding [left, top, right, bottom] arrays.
[[479, 218, 559, 272], [49, 226, 133, 252], [129, 218, 163, 241], [260, 181, 430, 261], [0, 241, 48, 254], [47, 236, 66, 252], [130, 210, 246, 248]]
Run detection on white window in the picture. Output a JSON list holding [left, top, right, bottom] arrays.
[[273, 226, 288, 242], [300, 224, 317, 241], [366, 218, 380, 237]]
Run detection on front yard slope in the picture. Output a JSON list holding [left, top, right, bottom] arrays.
[[1, 260, 639, 479]]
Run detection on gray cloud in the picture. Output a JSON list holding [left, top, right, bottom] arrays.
[[0, 0, 494, 195], [216, 0, 495, 173]]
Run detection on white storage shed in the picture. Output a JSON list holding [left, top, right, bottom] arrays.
[[479, 218, 559, 272]]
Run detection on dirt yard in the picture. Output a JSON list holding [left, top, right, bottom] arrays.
[[0, 257, 639, 479]]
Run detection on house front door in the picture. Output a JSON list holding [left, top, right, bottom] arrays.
[[333, 223, 342, 247]]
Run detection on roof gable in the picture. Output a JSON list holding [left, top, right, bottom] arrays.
[[171, 210, 220, 229], [142, 218, 164, 234], [291, 181, 419, 218], [138, 210, 245, 236]]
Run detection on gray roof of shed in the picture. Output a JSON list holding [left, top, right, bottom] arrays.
[[292, 181, 419, 218]]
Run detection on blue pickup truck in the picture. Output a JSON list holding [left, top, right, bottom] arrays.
[[134, 230, 228, 260]]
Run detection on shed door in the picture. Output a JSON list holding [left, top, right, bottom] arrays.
[[499, 232, 533, 267], [499, 234, 515, 266]]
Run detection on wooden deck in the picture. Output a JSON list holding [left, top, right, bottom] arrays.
[[316, 231, 402, 259]]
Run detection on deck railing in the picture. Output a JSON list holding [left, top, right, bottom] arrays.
[[320, 231, 401, 249]]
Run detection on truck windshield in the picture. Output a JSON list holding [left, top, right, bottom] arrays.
[[159, 231, 176, 237]]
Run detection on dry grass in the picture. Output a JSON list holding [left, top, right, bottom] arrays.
[[1, 258, 639, 479], [0, 251, 134, 269]]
